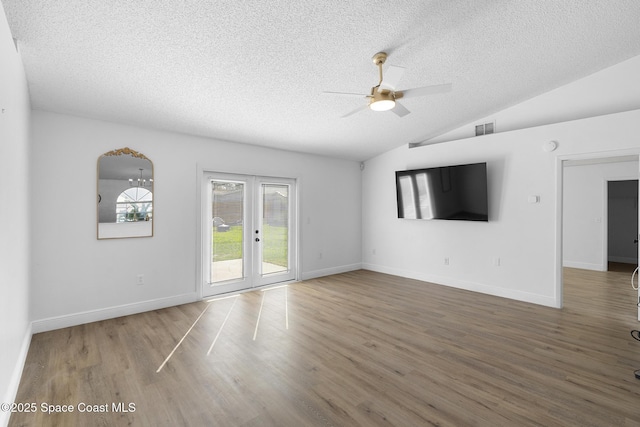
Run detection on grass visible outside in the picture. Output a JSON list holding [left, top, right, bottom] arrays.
[[212, 226, 243, 262], [212, 225, 288, 267]]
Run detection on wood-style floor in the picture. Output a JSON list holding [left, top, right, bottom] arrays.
[[9, 267, 640, 426]]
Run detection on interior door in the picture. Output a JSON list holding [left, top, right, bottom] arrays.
[[203, 174, 296, 298]]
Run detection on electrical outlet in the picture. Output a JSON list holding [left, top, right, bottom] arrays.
[[136, 274, 144, 285], [494, 257, 501, 267], [444, 257, 449, 265]]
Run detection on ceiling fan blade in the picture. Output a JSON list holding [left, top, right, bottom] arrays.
[[322, 91, 369, 97], [400, 83, 452, 99], [391, 101, 410, 117], [378, 65, 406, 92], [341, 104, 369, 118]]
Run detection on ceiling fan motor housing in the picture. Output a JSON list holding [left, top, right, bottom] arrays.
[[369, 87, 396, 111]]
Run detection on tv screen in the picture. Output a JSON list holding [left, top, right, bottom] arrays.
[[396, 162, 488, 221]]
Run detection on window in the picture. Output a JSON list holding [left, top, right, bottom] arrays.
[[116, 187, 153, 222]]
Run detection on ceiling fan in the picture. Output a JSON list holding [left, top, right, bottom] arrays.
[[324, 52, 452, 118]]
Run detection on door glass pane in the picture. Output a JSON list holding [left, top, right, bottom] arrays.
[[261, 184, 289, 275], [211, 180, 244, 283]]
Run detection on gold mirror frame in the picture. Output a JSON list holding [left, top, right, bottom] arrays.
[[97, 147, 154, 239]]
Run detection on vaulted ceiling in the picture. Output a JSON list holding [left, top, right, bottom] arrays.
[[4, 1, 640, 161]]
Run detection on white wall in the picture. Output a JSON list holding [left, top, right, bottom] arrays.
[[362, 54, 640, 308], [29, 111, 362, 331], [362, 126, 561, 306], [423, 55, 640, 146], [563, 161, 638, 270], [0, 6, 31, 426]]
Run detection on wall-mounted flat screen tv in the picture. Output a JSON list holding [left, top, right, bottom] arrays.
[[395, 162, 488, 221]]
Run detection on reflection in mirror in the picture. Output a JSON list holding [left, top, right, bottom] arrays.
[[97, 147, 153, 239]]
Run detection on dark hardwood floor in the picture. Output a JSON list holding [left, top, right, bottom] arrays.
[[9, 267, 640, 426]]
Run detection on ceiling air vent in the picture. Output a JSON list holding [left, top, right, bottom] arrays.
[[475, 121, 495, 136]]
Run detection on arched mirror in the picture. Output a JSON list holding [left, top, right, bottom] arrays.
[[97, 147, 154, 239]]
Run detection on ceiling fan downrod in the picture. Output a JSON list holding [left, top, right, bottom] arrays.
[[372, 52, 387, 86]]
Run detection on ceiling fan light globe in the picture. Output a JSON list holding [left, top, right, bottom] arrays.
[[370, 99, 395, 111]]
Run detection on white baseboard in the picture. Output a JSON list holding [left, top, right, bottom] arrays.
[[1, 323, 32, 427], [362, 263, 559, 308], [31, 293, 199, 334], [300, 263, 362, 281], [562, 260, 605, 271]]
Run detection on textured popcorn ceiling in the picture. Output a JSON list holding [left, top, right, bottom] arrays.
[[4, 1, 640, 161]]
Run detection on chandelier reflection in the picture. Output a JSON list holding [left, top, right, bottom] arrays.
[[129, 168, 153, 187]]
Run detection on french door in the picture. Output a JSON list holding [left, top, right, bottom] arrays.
[[202, 173, 296, 297]]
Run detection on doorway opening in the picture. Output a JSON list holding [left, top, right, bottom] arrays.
[[201, 173, 297, 298], [606, 179, 638, 272], [559, 153, 639, 320]]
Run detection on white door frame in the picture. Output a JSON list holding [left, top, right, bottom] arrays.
[[556, 148, 640, 319], [197, 169, 299, 299]]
